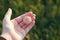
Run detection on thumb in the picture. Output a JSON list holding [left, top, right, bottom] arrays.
[[4, 8, 12, 21]]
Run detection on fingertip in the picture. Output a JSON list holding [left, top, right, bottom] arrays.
[[32, 21, 35, 25], [29, 11, 33, 14], [8, 8, 12, 14], [6, 8, 12, 16], [33, 14, 35, 16], [4, 8, 12, 20], [9, 8, 12, 11]]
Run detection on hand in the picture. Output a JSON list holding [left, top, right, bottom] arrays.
[[1, 8, 36, 40]]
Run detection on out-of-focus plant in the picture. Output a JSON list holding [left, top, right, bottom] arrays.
[[0, 0, 60, 40]]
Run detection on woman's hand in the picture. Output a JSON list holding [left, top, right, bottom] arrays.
[[1, 8, 36, 40]]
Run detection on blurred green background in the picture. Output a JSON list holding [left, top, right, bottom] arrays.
[[0, 0, 60, 40]]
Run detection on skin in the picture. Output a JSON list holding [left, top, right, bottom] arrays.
[[1, 8, 36, 40], [23, 16, 32, 24]]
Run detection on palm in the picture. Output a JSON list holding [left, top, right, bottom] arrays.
[[11, 12, 35, 36], [3, 8, 35, 40]]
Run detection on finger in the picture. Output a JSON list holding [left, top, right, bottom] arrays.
[[12, 20, 25, 35], [13, 12, 33, 23], [33, 14, 36, 20], [24, 21, 35, 34], [4, 8, 12, 21], [33, 14, 36, 17], [19, 21, 26, 28], [18, 13, 35, 28]]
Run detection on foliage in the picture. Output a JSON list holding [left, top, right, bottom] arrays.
[[0, 0, 60, 40]]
